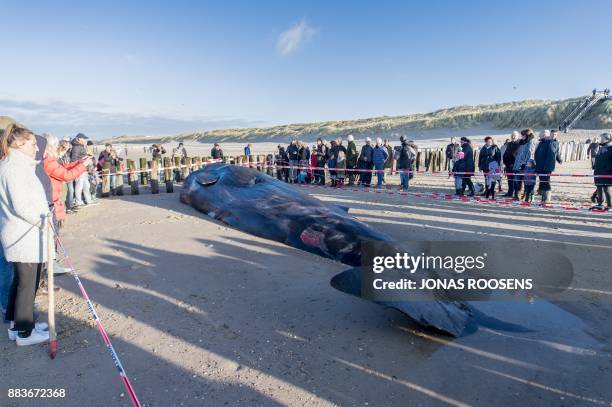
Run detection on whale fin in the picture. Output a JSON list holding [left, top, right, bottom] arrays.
[[330, 267, 362, 297], [195, 173, 220, 186], [331, 267, 472, 337]]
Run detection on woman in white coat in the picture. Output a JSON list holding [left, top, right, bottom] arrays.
[[0, 123, 51, 346]]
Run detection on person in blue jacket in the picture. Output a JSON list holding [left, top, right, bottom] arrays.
[[372, 138, 389, 187]]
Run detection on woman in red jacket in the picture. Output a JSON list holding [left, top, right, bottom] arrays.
[[43, 134, 92, 227]]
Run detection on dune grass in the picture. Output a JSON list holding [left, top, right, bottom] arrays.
[[110, 96, 611, 144]]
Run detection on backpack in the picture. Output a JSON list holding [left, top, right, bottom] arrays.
[[393, 146, 401, 161]]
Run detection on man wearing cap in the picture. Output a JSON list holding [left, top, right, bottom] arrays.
[[211, 143, 224, 160], [70, 133, 94, 207]]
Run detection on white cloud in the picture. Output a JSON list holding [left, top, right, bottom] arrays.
[[277, 19, 317, 56], [0, 97, 263, 139]]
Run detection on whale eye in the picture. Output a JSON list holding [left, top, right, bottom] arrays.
[[195, 173, 219, 186]]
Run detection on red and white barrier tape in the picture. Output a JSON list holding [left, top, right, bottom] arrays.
[[294, 183, 611, 214], [94, 159, 608, 180], [51, 224, 142, 407]]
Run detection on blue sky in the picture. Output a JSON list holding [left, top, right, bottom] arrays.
[[1, 0, 611, 138]]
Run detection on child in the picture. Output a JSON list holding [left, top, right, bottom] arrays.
[[485, 161, 501, 199], [453, 151, 466, 195], [522, 159, 537, 202]]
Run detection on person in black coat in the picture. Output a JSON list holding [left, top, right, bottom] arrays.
[[502, 132, 520, 197], [587, 136, 601, 169], [534, 130, 562, 202], [591, 133, 612, 210], [358, 138, 374, 186], [397, 136, 415, 190], [151, 144, 166, 159], [445, 137, 461, 170], [275, 145, 289, 182], [312, 138, 328, 185], [286, 140, 300, 183], [452, 152, 467, 195], [459, 137, 475, 196], [211, 143, 224, 160], [478, 137, 501, 172], [478, 136, 501, 194]]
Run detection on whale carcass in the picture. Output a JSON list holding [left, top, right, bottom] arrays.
[[180, 163, 472, 336]]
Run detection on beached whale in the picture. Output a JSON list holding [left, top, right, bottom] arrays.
[[180, 163, 390, 266], [180, 163, 472, 336]]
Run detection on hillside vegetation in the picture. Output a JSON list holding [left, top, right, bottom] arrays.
[[5, 96, 612, 143], [107, 96, 611, 144]]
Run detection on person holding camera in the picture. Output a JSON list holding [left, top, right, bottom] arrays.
[[70, 133, 94, 207]]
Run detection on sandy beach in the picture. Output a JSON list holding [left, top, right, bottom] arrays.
[[1, 170, 610, 406]]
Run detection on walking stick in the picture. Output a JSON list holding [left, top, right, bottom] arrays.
[[47, 215, 57, 359]]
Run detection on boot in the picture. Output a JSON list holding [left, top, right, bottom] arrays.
[[541, 191, 551, 203]]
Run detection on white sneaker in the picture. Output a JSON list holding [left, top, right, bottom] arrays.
[[8, 322, 49, 341], [16, 329, 49, 346]]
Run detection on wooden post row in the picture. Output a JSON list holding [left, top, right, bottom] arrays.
[[127, 159, 139, 195], [114, 161, 124, 196], [182, 157, 190, 179], [101, 162, 111, 198], [173, 156, 181, 181], [139, 158, 147, 185], [163, 157, 173, 193]]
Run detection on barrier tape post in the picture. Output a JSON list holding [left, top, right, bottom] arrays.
[[47, 215, 57, 359], [52, 226, 142, 407]]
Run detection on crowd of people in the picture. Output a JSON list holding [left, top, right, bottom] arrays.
[[147, 133, 609, 210], [444, 129, 612, 209], [270, 136, 418, 190], [250, 130, 610, 210]]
